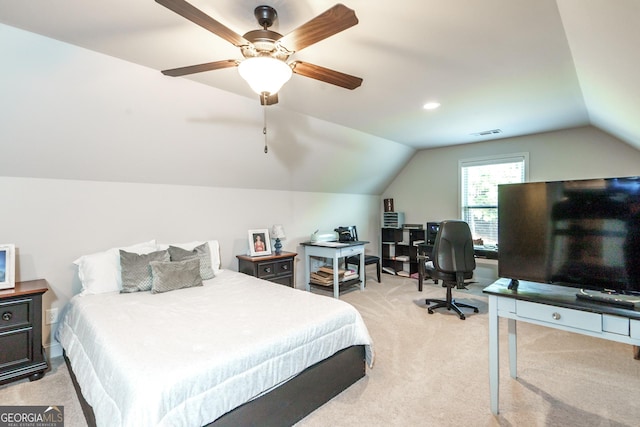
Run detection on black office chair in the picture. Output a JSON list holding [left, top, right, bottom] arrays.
[[338, 226, 381, 282], [424, 220, 479, 320]]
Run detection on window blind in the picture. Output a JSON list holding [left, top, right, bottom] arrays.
[[460, 154, 528, 245]]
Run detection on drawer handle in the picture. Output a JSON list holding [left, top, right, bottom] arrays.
[[281, 265, 288, 270], [2, 311, 12, 321], [264, 267, 272, 273], [552, 312, 561, 320]]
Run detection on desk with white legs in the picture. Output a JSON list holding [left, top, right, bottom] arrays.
[[483, 278, 640, 415], [301, 241, 368, 299]]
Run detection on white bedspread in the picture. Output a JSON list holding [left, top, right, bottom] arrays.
[[57, 270, 373, 427]]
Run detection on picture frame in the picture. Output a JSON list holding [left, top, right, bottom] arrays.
[[248, 229, 272, 257], [0, 244, 16, 290]]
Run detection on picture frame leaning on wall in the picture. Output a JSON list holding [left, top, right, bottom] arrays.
[[248, 230, 271, 257]]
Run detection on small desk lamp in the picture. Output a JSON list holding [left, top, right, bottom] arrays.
[[271, 224, 286, 255]]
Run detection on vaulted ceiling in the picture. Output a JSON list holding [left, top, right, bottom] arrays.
[[1, 0, 639, 151]]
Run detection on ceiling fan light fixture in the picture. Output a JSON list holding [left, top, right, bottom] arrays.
[[238, 56, 292, 96]]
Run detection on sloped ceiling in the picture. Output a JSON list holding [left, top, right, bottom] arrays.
[[556, 0, 640, 147], [0, 1, 639, 195]]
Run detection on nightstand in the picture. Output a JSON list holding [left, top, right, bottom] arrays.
[[0, 279, 49, 384], [237, 251, 297, 287]]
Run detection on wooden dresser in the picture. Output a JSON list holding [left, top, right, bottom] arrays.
[[237, 251, 297, 287], [0, 279, 49, 384]]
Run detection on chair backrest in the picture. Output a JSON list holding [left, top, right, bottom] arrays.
[[336, 226, 358, 242], [432, 220, 476, 274]]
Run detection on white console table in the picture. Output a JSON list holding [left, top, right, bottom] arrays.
[[301, 241, 367, 299], [484, 278, 640, 415]]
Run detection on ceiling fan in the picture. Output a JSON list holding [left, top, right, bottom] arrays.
[[156, 0, 363, 105]]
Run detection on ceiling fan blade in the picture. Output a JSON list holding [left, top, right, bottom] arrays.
[[155, 0, 248, 47], [278, 4, 358, 53], [161, 60, 239, 77], [291, 61, 362, 90], [260, 93, 279, 106]]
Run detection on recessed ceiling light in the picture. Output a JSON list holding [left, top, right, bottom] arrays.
[[423, 102, 441, 110]]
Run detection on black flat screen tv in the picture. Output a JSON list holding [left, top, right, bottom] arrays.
[[498, 176, 640, 295]]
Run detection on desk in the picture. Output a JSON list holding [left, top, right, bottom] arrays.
[[417, 243, 498, 291], [483, 278, 640, 415], [301, 241, 368, 299]]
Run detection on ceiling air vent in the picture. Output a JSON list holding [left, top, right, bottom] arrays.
[[471, 129, 502, 137]]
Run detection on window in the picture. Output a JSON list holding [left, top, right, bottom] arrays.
[[459, 153, 528, 246]]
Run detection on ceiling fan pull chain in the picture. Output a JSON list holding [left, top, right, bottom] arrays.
[[263, 102, 268, 154]]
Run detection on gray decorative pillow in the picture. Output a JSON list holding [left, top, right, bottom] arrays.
[[168, 243, 215, 280], [120, 249, 170, 293], [150, 258, 203, 294]]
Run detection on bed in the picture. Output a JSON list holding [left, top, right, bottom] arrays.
[[57, 240, 373, 427]]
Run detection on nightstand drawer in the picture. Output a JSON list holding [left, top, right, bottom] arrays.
[[274, 259, 292, 276], [256, 262, 277, 279], [237, 252, 297, 288], [256, 260, 292, 283], [0, 299, 31, 331], [0, 328, 32, 367]]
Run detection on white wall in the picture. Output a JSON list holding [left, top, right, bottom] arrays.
[[383, 126, 640, 225], [1, 177, 381, 356]]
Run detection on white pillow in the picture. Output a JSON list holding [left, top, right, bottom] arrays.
[[74, 240, 158, 295], [157, 240, 221, 273]]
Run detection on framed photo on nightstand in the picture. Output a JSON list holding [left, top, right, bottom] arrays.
[[248, 229, 271, 257], [0, 244, 15, 290]]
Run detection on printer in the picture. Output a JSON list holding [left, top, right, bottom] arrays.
[[310, 230, 338, 243]]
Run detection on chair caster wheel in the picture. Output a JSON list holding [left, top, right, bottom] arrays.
[[428, 309, 434, 314], [460, 315, 466, 320], [474, 308, 479, 313]]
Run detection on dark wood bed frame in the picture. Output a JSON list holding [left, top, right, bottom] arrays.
[[64, 345, 366, 427]]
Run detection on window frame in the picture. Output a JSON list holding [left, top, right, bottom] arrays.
[[458, 152, 529, 245]]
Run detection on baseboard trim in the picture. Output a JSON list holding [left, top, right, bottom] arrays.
[[46, 341, 63, 359]]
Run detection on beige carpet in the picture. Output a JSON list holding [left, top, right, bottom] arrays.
[[300, 276, 640, 427], [2, 275, 639, 426], [0, 354, 86, 425]]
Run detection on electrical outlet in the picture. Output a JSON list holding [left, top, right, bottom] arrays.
[[46, 308, 59, 325]]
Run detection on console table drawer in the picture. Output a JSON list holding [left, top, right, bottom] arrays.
[[631, 320, 640, 339], [602, 314, 629, 336], [336, 246, 359, 257], [516, 300, 601, 332], [497, 297, 516, 313]]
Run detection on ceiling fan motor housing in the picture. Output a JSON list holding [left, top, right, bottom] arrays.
[[242, 29, 289, 60], [254, 5, 277, 28], [241, 6, 291, 60]]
